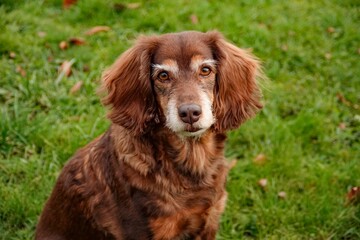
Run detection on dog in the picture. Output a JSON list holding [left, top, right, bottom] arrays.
[[35, 31, 262, 240]]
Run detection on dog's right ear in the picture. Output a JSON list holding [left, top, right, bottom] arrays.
[[101, 36, 159, 135]]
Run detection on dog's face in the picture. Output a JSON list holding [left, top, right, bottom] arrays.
[[102, 31, 262, 136], [151, 34, 217, 137]]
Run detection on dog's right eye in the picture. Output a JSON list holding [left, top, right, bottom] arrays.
[[158, 71, 169, 81]]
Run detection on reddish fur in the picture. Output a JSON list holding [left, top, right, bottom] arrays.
[[36, 31, 262, 240]]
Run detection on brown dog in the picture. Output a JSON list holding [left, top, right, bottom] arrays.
[[36, 31, 262, 240]]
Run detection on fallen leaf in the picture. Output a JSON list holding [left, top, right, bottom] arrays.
[[347, 186, 360, 205], [85, 26, 111, 36], [190, 14, 199, 24], [258, 178, 267, 188], [281, 44, 288, 52], [82, 64, 90, 72], [16, 65, 26, 77], [69, 37, 86, 46], [336, 93, 351, 107], [253, 153, 267, 165], [126, 2, 141, 9], [338, 122, 346, 130], [37, 31, 47, 38], [113, 3, 127, 12], [325, 53, 332, 60], [327, 27, 335, 34], [63, 0, 77, 8], [228, 159, 238, 170], [70, 81, 83, 94], [278, 191, 286, 199], [258, 23, 267, 29], [9, 52, 16, 59], [59, 60, 73, 77], [288, 31, 296, 36], [47, 55, 54, 63], [56, 59, 75, 84], [59, 41, 68, 50]]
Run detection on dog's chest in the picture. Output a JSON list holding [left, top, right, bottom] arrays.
[[145, 189, 224, 240], [131, 166, 227, 239], [128, 167, 226, 239], [117, 131, 228, 239]]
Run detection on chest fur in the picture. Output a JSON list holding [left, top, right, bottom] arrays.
[[129, 179, 227, 240], [111, 128, 229, 239]]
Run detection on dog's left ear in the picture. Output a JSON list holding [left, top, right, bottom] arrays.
[[206, 31, 263, 132], [101, 36, 159, 135]]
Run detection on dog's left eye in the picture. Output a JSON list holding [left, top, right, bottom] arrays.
[[200, 67, 211, 76]]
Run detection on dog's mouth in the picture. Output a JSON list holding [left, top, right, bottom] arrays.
[[185, 124, 201, 133], [178, 124, 208, 137]]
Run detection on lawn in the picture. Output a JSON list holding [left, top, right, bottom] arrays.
[[0, 0, 359, 239]]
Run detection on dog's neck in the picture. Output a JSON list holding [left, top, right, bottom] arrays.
[[110, 124, 227, 179]]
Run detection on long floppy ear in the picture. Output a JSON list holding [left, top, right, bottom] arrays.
[[101, 36, 159, 135], [207, 32, 263, 132]]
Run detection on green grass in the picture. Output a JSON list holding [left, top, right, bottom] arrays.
[[1, 0, 359, 239]]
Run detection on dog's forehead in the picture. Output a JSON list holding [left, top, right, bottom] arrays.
[[152, 33, 214, 67]]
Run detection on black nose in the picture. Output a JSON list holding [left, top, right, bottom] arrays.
[[178, 104, 202, 124]]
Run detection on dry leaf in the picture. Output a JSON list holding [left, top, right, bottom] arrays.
[[126, 3, 141, 9], [258, 23, 267, 29], [281, 45, 288, 52], [336, 93, 351, 107], [69, 37, 86, 46], [47, 55, 54, 63], [190, 14, 199, 24], [59, 41, 68, 50], [63, 0, 77, 8], [338, 122, 346, 130], [288, 31, 296, 36], [37, 31, 47, 38], [82, 65, 90, 72], [228, 159, 238, 170], [9, 52, 16, 59], [59, 60, 73, 77], [253, 153, 267, 165], [325, 53, 332, 60], [327, 27, 335, 34], [113, 3, 127, 12], [347, 187, 360, 205], [278, 191, 286, 199], [258, 178, 267, 188], [16, 65, 26, 77], [70, 81, 83, 94], [85, 26, 111, 36], [56, 59, 75, 84]]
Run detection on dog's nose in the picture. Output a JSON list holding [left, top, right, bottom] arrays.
[[178, 104, 202, 124]]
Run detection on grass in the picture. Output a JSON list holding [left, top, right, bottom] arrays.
[[0, 0, 359, 239]]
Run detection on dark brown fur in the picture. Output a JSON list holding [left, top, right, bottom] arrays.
[[36, 31, 262, 240]]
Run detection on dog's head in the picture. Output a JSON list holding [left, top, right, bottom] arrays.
[[102, 31, 262, 136]]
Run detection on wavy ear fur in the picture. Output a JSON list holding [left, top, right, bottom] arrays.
[[101, 36, 159, 135], [207, 32, 263, 132]]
